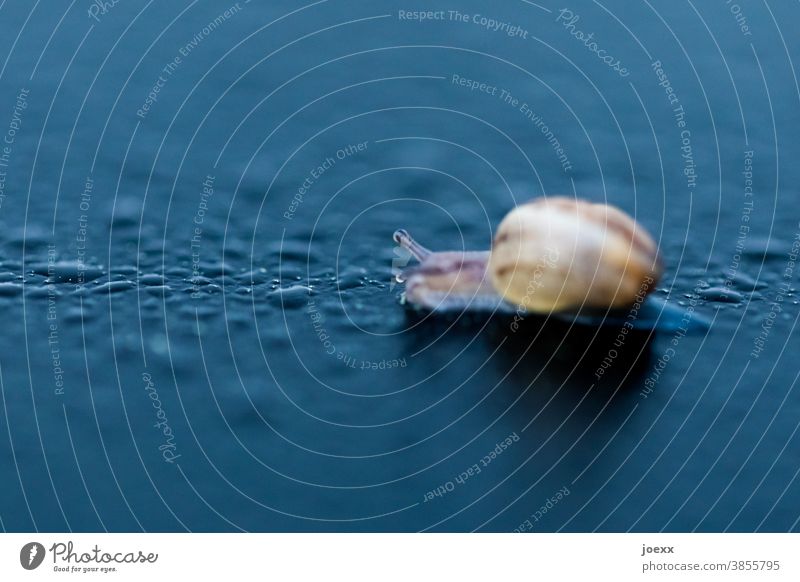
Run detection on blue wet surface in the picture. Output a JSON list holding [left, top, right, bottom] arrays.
[[0, 0, 798, 531]]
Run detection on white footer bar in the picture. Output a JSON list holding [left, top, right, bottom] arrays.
[[1, 533, 795, 580]]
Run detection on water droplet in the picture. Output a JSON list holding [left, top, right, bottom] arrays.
[[698, 286, 744, 303]]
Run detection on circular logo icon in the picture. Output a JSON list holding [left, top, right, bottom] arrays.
[[19, 542, 46, 570]]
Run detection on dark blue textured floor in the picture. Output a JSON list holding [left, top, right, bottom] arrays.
[[0, 0, 798, 532]]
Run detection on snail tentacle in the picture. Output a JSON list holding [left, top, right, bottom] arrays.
[[393, 229, 432, 261]]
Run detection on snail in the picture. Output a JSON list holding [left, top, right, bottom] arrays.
[[393, 197, 704, 331]]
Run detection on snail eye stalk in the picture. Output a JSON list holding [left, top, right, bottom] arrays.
[[393, 229, 432, 261]]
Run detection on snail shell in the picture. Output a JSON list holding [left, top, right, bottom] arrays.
[[488, 197, 663, 313]]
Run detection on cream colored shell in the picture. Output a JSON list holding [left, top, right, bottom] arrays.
[[488, 197, 663, 313]]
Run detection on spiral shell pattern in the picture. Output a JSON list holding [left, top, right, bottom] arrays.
[[488, 197, 663, 313]]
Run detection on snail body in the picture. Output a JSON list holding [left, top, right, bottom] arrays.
[[395, 197, 700, 331]]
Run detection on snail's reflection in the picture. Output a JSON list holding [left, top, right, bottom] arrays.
[[400, 309, 653, 429]]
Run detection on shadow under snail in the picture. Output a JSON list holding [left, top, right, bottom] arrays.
[[393, 197, 705, 331]]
